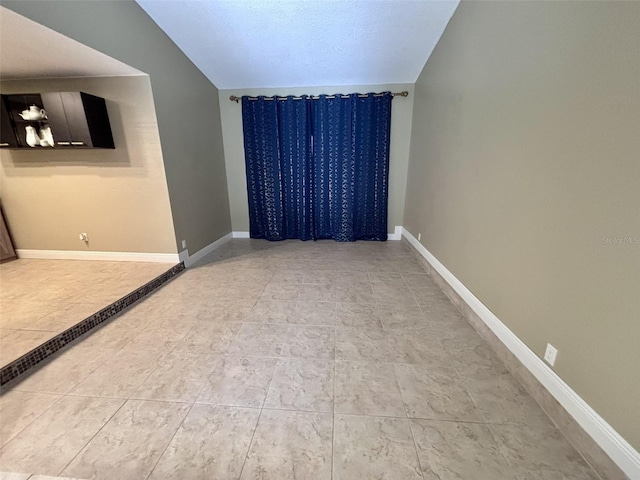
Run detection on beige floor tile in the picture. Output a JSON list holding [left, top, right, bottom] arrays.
[[333, 414, 423, 480], [264, 358, 334, 412], [247, 300, 296, 323], [436, 329, 505, 369], [122, 320, 196, 352], [0, 472, 31, 480], [29, 474, 90, 479], [490, 424, 600, 479], [395, 363, 482, 421], [386, 330, 451, 365], [0, 330, 55, 366], [260, 283, 300, 301], [11, 346, 117, 395], [0, 391, 62, 446], [24, 302, 105, 332], [0, 395, 124, 475], [378, 304, 432, 331], [334, 302, 383, 329], [0, 241, 595, 480], [70, 349, 165, 398], [282, 325, 335, 359], [226, 323, 289, 357], [401, 273, 439, 289], [290, 300, 337, 325], [62, 399, 190, 480], [76, 321, 144, 351], [197, 356, 278, 407], [334, 361, 405, 417], [461, 365, 553, 427], [371, 285, 418, 306], [241, 409, 332, 480], [334, 286, 377, 304], [296, 284, 336, 302], [131, 352, 219, 402], [0, 301, 67, 331], [0, 329, 16, 339], [411, 419, 516, 480], [172, 322, 241, 354], [335, 327, 394, 362], [208, 299, 257, 323], [0, 258, 174, 368], [148, 404, 259, 480], [421, 301, 470, 330]]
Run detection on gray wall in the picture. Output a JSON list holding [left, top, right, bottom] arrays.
[[3, 1, 232, 255], [219, 85, 414, 232], [404, 1, 640, 449]]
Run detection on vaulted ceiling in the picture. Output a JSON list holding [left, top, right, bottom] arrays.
[[0, 1, 459, 88], [136, 0, 459, 89]]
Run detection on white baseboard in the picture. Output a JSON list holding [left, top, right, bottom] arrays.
[[179, 232, 233, 268], [16, 249, 179, 263], [231, 228, 403, 240], [388, 226, 403, 241], [402, 227, 640, 479]]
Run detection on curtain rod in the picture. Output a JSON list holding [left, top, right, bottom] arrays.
[[229, 91, 409, 103]]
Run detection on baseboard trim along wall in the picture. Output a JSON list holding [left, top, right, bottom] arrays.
[[230, 226, 403, 241], [16, 249, 180, 263], [402, 227, 639, 480], [179, 232, 233, 268], [387, 226, 403, 240]]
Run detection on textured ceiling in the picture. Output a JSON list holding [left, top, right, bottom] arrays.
[[0, 7, 143, 80], [136, 0, 459, 89]]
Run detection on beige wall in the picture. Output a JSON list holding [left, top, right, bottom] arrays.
[[220, 85, 414, 232], [0, 75, 176, 254], [4, 1, 232, 256], [405, 1, 640, 449]]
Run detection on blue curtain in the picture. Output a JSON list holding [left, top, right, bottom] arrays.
[[242, 92, 392, 242]]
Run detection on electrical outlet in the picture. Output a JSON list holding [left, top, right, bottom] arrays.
[[544, 343, 558, 366], [181, 239, 187, 249], [418, 233, 422, 241], [79, 233, 88, 242]]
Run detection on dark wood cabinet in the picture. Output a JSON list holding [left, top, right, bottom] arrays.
[[0, 92, 114, 149]]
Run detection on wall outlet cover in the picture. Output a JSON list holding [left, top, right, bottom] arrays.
[[544, 343, 558, 366]]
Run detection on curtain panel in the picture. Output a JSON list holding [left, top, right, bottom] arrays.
[[242, 92, 392, 242]]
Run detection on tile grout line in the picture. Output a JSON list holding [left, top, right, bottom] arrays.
[[390, 360, 427, 479], [143, 400, 196, 480], [56, 395, 128, 477], [331, 301, 337, 480], [0, 390, 66, 449]]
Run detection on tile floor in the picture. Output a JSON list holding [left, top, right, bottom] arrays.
[[0, 259, 171, 367], [0, 240, 600, 479]]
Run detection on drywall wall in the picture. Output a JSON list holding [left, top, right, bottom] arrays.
[[3, 1, 232, 255], [404, 1, 640, 449], [220, 84, 415, 233], [0, 76, 176, 254]]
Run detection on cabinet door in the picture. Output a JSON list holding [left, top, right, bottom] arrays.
[[0, 97, 18, 148], [40, 92, 72, 147], [60, 92, 92, 147], [80, 92, 114, 149]]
